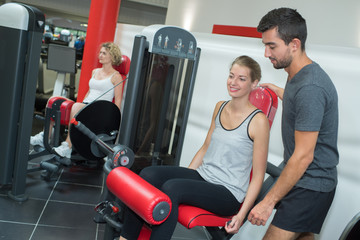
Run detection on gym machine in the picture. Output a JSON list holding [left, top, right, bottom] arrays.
[[118, 25, 201, 172], [70, 87, 281, 240], [66, 25, 201, 238], [0, 3, 44, 201]]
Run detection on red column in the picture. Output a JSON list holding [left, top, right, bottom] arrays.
[[77, 0, 121, 102]]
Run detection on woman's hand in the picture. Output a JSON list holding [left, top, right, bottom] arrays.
[[224, 215, 244, 234]]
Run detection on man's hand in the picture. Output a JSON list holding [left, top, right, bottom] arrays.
[[248, 199, 274, 226], [260, 83, 284, 100]]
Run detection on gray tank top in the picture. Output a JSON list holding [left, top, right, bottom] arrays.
[[196, 101, 261, 203]]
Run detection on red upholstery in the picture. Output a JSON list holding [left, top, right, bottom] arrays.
[[178, 204, 233, 229], [47, 96, 74, 125], [138, 225, 152, 240], [114, 55, 131, 79], [249, 87, 278, 128], [178, 86, 278, 229], [47, 96, 67, 108], [114, 55, 131, 93], [59, 100, 75, 125], [106, 167, 172, 225]]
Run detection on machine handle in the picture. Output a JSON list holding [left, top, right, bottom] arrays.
[[266, 162, 282, 178], [71, 119, 97, 141], [71, 119, 115, 155], [103, 214, 123, 231]]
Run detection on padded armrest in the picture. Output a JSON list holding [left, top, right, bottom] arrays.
[[106, 167, 172, 225]]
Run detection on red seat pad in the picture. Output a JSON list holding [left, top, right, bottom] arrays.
[[106, 167, 172, 225], [178, 204, 232, 229], [138, 225, 151, 240]]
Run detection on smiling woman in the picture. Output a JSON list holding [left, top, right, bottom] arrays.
[[228, 56, 261, 91], [117, 55, 270, 240]]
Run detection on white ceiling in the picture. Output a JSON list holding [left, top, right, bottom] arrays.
[[2, 0, 168, 31]]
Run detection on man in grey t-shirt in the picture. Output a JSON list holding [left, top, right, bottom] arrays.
[[246, 8, 339, 240]]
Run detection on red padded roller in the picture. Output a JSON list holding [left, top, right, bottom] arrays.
[[59, 100, 75, 125], [106, 167, 172, 225], [47, 96, 67, 108]]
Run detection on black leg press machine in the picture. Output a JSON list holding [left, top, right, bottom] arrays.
[[0, 3, 45, 202]]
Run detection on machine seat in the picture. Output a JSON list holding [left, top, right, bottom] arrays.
[[178, 204, 233, 229]]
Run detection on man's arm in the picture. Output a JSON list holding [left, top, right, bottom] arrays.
[[248, 130, 319, 226]]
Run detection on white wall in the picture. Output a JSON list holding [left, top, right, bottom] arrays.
[[163, 1, 360, 238], [181, 33, 360, 240], [115, 22, 360, 239], [166, 0, 360, 48]]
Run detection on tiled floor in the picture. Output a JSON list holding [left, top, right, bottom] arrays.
[[0, 164, 105, 240], [0, 163, 211, 240], [0, 120, 210, 240]]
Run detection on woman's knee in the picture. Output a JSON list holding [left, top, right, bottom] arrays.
[[139, 166, 159, 182], [70, 103, 85, 116], [160, 179, 181, 199]]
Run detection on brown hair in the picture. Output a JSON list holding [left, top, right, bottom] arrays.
[[231, 56, 261, 82]]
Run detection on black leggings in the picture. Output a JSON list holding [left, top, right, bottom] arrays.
[[120, 166, 241, 240]]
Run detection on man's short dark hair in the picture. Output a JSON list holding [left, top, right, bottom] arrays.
[[257, 8, 307, 51]]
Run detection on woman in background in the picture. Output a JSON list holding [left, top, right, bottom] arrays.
[[31, 42, 123, 159]]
